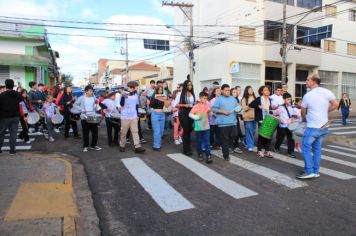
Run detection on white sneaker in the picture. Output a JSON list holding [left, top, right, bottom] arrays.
[[44, 133, 48, 139], [25, 140, 31, 144], [90, 146, 102, 151], [54, 128, 60, 133], [233, 147, 243, 154], [69, 128, 73, 133], [36, 131, 43, 135], [248, 148, 253, 152], [314, 173, 320, 178], [178, 137, 183, 143], [49, 137, 55, 142], [296, 173, 316, 179], [83, 147, 88, 152], [174, 140, 180, 145]]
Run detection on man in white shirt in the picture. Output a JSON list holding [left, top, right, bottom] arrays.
[[297, 74, 338, 179], [270, 85, 284, 107]]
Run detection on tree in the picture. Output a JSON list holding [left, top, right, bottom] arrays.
[[60, 73, 73, 85]]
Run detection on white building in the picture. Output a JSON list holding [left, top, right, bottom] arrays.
[[172, 0, 356, 100]]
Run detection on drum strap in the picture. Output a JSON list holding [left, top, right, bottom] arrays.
[[283, 104, 291, 118]]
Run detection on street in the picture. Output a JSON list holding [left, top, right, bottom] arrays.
[[37, 119, 356, 236]]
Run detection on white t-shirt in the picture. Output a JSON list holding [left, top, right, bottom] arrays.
[[121, 94, 139, 120], [102, 99, 118, 118], [270, 94, 284, 107], [83, 96, 96, 114], [301, 87, 336, 128]]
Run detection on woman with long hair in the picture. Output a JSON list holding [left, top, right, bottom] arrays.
[[241, 86, 257, 151], [18, 89, 33, 143], [59, 85, 80, 138], [209, 88, 221, 149], [338, 93, 351, 126], [230, 87, 243, 154], [177, 80, 196, 155]]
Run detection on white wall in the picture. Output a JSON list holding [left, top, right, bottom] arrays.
[[9, 66, 25, 88], [0, 40, 43, 54]]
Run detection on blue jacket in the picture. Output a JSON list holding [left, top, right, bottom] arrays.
[[213, 95, 238, 127]]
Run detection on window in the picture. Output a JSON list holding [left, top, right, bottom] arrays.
[[267, 0, 294, 6], [239, 27, 256, 42], [231, 63, 261, 92], [325, 5, 337, 18], [265, 67, 282, 81], [297, 0, 322, 9], [347, 43, 356, 56], [342, 72, 356, 99], [350, 10, 356, 21], [324, 40, 336, 53], [264, 21, 294, 43], [296, 25, 332, 48], [319, 70, 338, 95], [143, 39, 170, 51]]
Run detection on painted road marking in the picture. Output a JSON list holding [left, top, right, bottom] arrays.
[[327, 145, 356, 153], [328, 126, 356, 131], [122, 157, 194, 213], [332, 131, 356, 135], [272, 152, 355, 180], [167, 153, 258, 200], [1, 146, 32, 151], [5, 132, 42, 137], [281, 146, 356, 169], [4, 138, 35, 142], [211, 150, 308, 189], [322, 147, 356, 159]]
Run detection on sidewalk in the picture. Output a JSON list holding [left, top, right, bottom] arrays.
[[0, 152, 100, 236]]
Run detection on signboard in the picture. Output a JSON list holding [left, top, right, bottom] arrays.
[[144, 39, 170, 51], [229, 61, 239, 74]]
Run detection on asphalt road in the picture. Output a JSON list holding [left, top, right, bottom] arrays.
[[40, 120, 356, 236]]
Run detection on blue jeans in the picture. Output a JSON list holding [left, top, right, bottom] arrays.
[[302, 127, 329, 174], [244, 121, 256, 149], [151, 111, 165, 148], [341, 107, 349, 126], [196, 130, 211, 156]]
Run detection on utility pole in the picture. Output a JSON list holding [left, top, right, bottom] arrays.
[[281, 0, 287, 84], [125, 34, 129, 83], [162, 1, 194, 82]]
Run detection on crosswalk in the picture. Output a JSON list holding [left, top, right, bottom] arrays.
[[121, 144, 356, 214], [1, 124, 40, 151], [329, 119, 356, 136]]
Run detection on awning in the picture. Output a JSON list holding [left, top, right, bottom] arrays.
[[0, 53, 50, 67]]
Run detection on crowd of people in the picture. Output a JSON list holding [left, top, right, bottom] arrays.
[[0, 73, 347, 179]]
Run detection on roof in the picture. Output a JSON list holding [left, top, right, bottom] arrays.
[[143, 74, 159, 79], [110, 68, 122, 74], [129, 61, 160, 71]]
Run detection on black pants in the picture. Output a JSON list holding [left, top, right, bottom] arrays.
[[19, 117, 29, 142], [105, 117, 119, 145], [64, 112, 78, 137], [147, 113, 152, 129], [234, 120, 244, 148], [0, 117, 19, 151], [220, 125, 237, 158], [179, 110, 193, 154], [257, 123, 272, 152], [275, 127, 295, 154], [81, 120, 98, 148], [210, 125, 221, 147]]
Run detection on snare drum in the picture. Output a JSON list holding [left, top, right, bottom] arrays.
[[27, 112, 40, 125], [70, 106, 81, 121], [258, 115, 279, 139], [110, 112, 121, 124], [51, 113, 64, 125], [289, 122, 306, 137], [82, 113, 102, 124]]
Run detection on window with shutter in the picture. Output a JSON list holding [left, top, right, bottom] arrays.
[[350, 10, 356, 21], [239, 27, 256, 42], [325, 5, 337, 18], [0, 65, 10, 84], [324, 40, 336, 53], [347, 43, 356, 56]]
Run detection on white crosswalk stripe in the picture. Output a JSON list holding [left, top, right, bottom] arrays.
[[167, 153, 258, 200], [281, 146, 356, 169], [4, 138, 35, 142], [322, 147, 356, 159], [331, 131, 356, 135], [272, 152, 355, 180], [328, 126, 356, 131], [1, 146, 32, 151], [122, 157, 194, 213], [327, 145, 356, 153], [211, 150, 308, 189], [5, 132, 43, 137]]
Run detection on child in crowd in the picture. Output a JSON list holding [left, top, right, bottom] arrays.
[[42, 95, 57, 142], [19, 89, 33, 143], [100, 92, 120, 146], [293, 98, 302, 152], [190, 92, 213, 163], [172, 89, 183, 145], [274, 92, 296, 158], [208, 88, 221, 149]]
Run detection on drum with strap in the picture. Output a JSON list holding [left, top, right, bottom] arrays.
[[288, 122, 306, 137], [81, 112, 102, 124], [110, 112, 121, 124], [27, 111, 40, 125], [51, 113, 64, 125], [258, 115, 279, 139], [70, 106, 81, 121]]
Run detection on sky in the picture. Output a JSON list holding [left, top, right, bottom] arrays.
[[0, 0, 179, 84]]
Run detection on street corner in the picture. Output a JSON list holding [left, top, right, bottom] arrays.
[[0, 152, 78, 236]]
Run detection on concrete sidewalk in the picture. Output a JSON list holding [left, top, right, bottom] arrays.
[[0, 152, 100, 236]]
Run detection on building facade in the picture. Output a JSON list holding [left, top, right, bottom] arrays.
[[0, 22, 59, 90], [173, 0, 356, 101]]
